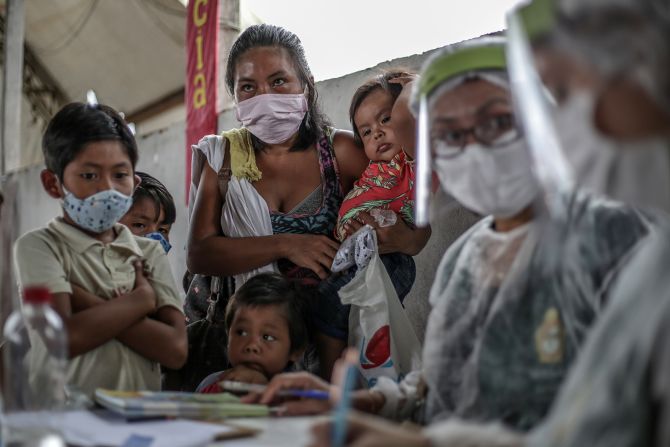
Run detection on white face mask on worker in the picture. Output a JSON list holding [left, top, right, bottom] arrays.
[[434, 137, 539, 219], [554, 90, 670, 212]]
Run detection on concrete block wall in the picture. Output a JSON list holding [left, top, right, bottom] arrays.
[[6, 47, 481, 341]]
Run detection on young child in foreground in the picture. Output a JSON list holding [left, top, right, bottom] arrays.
[[119, 171, 176, 253], [197, 272, 311, 393], [13, 102, 187, 398], [335, 70, 418, 241]]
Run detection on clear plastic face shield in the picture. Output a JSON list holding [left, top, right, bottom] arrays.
[[414, 97, 431, 227], [506, 7, 574, 218], [413, 38, 528, 226], [510, 0, 670, 214]]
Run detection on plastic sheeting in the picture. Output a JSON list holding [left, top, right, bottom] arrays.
[[528, 225, 670, 447], [421, 191, 651, 431]]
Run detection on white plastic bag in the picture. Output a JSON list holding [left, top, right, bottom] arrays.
[[338, 229, 422, 388]]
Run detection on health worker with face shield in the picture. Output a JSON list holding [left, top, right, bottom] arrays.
[[411, 34, 652, 432], [504, 0, 670, 446], [302, 35, 653, 447]]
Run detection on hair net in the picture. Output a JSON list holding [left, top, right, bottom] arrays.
[[410, 36, 508, 226], [426, 72, 509, 112], [559, 0, 670, 113], [519, 0, 670, 114]]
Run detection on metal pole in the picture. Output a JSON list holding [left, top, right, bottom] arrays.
[[217, 0, 240, 114], [1, 0, 25, 175]]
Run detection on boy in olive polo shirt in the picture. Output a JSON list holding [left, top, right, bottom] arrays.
[[13, 103, 187, 398]]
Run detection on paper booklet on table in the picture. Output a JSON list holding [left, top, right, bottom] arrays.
[[6, 409, 259, 447], [94, 388, 270, 419]]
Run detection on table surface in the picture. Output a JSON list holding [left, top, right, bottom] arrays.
[[208, 416, 321, 447]]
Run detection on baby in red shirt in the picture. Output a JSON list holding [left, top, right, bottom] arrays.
[[336, 71, 416, 241]]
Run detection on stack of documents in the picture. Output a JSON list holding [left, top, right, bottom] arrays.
[[94, 388, 270, 419]]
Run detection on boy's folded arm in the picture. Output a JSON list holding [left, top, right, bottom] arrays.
[[15, 237, 155, 358], [52, 286, 156, 359], [114, 244, 187, 369], [69, 284, 105, 312], [69, 283, 187, 369], [115, 306, 187, 370]]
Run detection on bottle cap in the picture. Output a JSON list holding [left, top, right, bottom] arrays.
[[23, 286, 52, 304]]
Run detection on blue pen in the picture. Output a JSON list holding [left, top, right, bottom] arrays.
[[331, 360, 357, 447], [220, 380, 330, 400], [279, 389, 329, 400]]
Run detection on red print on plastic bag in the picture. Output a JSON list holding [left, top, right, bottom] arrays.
[[360, 325, 393, 369]]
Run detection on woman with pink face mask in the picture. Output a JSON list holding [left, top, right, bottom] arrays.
[[187, 24, 430, 380]]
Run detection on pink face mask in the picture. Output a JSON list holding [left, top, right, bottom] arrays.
[[235, 93, 309, 144]]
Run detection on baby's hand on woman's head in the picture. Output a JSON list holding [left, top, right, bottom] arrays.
[[389, 74, 419, 158], [388, 74, 418, 87], [221, 364, 269, 385]]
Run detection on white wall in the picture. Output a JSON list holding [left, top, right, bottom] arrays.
[[5, 47, 480, 340]]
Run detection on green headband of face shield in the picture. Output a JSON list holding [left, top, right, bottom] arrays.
[[411, 37, 508, 227], [517, 0, 556, 42], [412, 38, 508, 112]]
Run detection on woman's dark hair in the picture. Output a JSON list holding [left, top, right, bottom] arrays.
[[349, 69, 415, 147], [42, 102, 138, 178], [225, 272, 312, 354], [225, 24, 329, 152], [135, 171, 176, 225]]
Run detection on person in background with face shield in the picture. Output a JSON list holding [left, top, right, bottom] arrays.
[[272, 35, 652, 447]]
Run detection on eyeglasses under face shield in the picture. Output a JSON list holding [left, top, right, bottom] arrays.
[[411, 38, 509, 226]]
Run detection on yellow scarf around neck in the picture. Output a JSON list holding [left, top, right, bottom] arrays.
[[221, 128, 262, 182]]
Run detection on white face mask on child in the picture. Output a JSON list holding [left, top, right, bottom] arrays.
[[62, 188, 133, 233]]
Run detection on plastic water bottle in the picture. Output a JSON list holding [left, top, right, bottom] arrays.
[[3, 286, 67, 446]]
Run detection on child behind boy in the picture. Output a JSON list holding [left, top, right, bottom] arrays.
[[119, 171, 176, 253], [14, 102, 187, 398], [335, 70, 419, 241], [196, 272, 311, 393]]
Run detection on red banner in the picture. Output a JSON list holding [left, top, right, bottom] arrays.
[[185, 0, 219, 203]]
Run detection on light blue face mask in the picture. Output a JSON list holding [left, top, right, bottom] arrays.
[[62, 188, 133, 233], [145, 232, 172, 253]]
